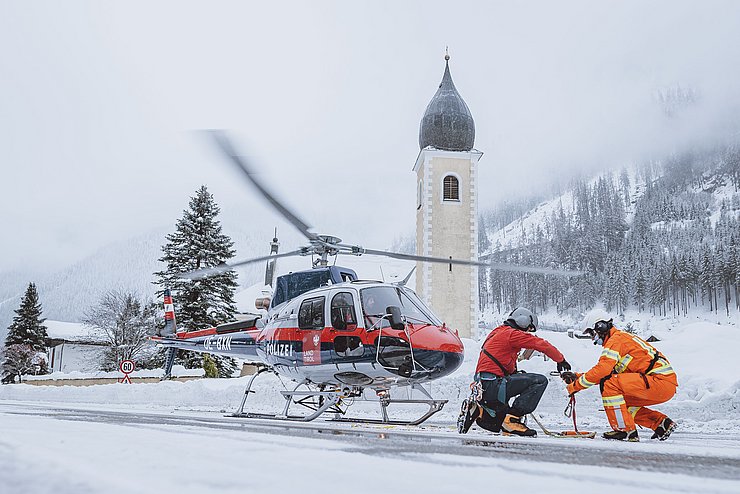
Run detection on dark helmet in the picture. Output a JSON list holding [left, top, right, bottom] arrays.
[[505, 307, 538, 332]]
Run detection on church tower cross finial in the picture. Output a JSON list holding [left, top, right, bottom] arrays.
[[445, 46, 450, 61]]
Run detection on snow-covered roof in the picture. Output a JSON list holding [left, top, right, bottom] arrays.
[[45, 320, 106, 344]]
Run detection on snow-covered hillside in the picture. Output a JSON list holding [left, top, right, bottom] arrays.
[[486, 167, 648, 251], [480, 144, 740, 320]]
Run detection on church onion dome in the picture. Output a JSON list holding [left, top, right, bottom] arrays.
[[419, 54, 475, 151]]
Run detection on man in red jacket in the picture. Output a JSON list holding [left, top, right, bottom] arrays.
[[458, 307, 571, 436]]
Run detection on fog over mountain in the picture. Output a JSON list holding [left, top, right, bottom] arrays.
[[2, 1, 740, 276]]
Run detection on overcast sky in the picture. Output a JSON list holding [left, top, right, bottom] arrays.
[[2, 1, 739, 273]]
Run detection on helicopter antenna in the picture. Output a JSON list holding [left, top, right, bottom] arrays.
[[395, 266, 416, 287], [379, 265, 386, 282], [264, 228, 280, 287]]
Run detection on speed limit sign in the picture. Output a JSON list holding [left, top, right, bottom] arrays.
[[119, 359, 135, 383]]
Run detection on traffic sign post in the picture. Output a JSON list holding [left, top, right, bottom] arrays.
[[119, 359, 135, 384]]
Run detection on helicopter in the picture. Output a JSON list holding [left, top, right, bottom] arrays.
[[149, 131, 582, 426]]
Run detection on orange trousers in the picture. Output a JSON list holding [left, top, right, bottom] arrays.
[[601, 373, 677, 431]]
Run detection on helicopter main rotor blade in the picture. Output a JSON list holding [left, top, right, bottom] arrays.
[[207, 130, 318, 242], [358, 248, 584, 277], [180, 249, 307, 280]]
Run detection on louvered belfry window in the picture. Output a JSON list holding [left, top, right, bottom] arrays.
[[443, 175, 460, 201]]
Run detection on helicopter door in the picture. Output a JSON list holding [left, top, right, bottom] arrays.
[[329, 291, 363, 358], [297, 296, 325, 365]]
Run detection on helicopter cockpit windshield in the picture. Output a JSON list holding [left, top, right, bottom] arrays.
[[360, 286, 442, 329]]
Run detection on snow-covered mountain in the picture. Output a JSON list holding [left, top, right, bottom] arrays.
[[479, 141, 740, 321], [0, 222, 299, 340]]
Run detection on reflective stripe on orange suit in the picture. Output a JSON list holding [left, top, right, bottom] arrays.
[[567, 328, 677, 432]]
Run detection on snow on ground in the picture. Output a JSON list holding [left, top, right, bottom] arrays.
[[2, 407, 738, 494]]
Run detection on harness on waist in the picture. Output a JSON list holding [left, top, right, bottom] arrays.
[[477, 333, 512, 408], [481, 348, 511, 377], [599, 346, 668, 392], [639, 349, 667, 388], [479, 329, 513, 378], [644, 350, 664, 375]]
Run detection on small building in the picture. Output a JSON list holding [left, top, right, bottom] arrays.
[[46, 320, 107, 373]]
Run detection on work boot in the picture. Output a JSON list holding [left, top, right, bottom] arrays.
[[502, 415, 537, 437], [603, 430, 639, 442], [476, 411, 504, 434], [651, 417, 676, 441], [457, 397, 480, 434]]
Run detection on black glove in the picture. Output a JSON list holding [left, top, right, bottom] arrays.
[[561, 371, 577, 384], [557, 359, 571, 373]]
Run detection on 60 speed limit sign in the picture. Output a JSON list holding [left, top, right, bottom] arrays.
[[118, 359, 135, 384]]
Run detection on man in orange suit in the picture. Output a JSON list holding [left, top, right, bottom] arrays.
[[563, 309, 678, 442]]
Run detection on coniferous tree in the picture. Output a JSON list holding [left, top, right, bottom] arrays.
[[154, 186, 239, 377], [5, 283, 49, 352], [3, 283, 49, 380]]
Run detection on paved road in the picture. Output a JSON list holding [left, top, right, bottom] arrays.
[[2, 401, 739, 482]]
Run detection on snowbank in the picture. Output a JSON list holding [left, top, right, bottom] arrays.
[[22, 365, 204, 381]]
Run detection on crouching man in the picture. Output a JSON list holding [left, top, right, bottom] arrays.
[[562, 310, 678, 442], [458, 307, 571, 437]]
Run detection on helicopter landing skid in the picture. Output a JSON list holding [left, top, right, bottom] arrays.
[[227, 366, 447, 426], [229, 368, 351, 421], [231, 390, 345, 422], [331, 398, 447, 426]]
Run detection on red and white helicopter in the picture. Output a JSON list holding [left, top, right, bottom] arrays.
[[149, 131, 581, 425]]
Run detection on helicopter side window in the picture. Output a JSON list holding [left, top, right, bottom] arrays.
[[298, 296, 325, 330], [361, 287, 397, 329], [361, 286, 439, 329], [330, 292, 357, 331]]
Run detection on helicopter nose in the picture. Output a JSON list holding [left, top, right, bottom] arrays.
[[406, 326, 465, 379]]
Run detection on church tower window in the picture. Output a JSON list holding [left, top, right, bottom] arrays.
[[443, 175, 460, 201]]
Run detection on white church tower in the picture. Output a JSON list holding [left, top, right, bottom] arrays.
[[414, 53, 482, 339]]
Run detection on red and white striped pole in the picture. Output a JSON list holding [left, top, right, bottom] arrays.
[[163, 289, 179, 335]]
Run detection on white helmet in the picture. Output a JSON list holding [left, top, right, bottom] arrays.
[[505, 307, 539, 332], [581, 309, 613, 332], [580, 309, 613, 344]]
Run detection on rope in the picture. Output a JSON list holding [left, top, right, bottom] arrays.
[[571, 395, 579, 433], [563, 394, 579, 433]]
